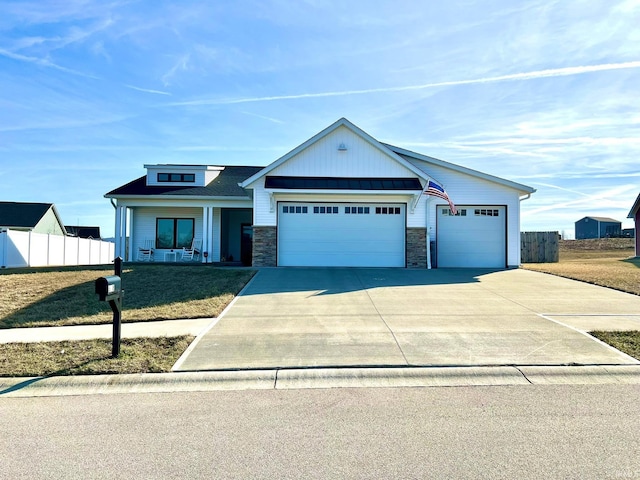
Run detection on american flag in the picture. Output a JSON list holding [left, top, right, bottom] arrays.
[[425, 180, 457, 215]]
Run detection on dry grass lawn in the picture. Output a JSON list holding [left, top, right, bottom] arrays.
[[0, 265, 255, 328], [0, 336, 194, 377], [590, 331, 640, 360], [522, 238, 639, 296]]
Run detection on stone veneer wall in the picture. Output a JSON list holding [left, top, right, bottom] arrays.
[[406, 227, 427, 269], [252, 226, 277, 267]]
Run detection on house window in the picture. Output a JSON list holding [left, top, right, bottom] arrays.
[[157, 173, 196, 183], [156, 218, 194, 249]]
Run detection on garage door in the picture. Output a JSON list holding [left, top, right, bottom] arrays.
[[437, 206, 506, 268], [278, 203, 405, 267]]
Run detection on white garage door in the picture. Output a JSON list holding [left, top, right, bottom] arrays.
[[278, 203, 405, 267], [437, 206, 506, 268]]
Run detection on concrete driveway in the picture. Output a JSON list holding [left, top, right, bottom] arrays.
[[174, 268, 640, 371]]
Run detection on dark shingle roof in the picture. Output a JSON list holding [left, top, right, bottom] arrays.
[[66, 226, 101, 239], [265, 176, 422, 190], [0, 201, 53, 228], [106, 166, 264, 198]]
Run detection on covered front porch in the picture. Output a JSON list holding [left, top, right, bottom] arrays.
[[113, 202, 253, 265]]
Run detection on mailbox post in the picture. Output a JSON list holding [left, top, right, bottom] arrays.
[[95, 257, 123, 358]]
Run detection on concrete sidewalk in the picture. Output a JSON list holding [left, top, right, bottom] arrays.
[[0, 318, 212, 344]]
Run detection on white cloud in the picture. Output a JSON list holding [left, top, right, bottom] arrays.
[[167, 61, 640, 106]]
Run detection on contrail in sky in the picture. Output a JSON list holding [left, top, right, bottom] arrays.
[[171, 60, 640, 106]]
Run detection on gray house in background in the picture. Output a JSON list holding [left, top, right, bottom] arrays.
[[0, 201, 67, 236], [575, 216, 621, 239]]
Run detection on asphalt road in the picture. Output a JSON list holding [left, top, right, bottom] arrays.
[[2, 385, 640, 479]]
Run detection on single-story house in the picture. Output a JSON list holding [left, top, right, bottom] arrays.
[[575, 216, 622, 239], [628, 193, 640, 256], [0, 201, 67, 236], [106, 118, 535, 268]]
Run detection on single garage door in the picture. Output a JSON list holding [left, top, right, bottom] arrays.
[[278, 202, 405, 267], [437, 206, 506, 268]]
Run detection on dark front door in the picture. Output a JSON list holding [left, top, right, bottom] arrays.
[[241, 224, 253, 266]]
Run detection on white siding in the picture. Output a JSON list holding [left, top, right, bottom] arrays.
[[270, 126, 417, 178], [145, 166, 222, 186], [131, 207, 203, 257], [407, 159, 523, 267]]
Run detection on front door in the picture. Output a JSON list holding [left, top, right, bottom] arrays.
[[241, 224, 253, 266]]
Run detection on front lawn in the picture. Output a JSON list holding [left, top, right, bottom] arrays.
[[0, 336, 194, 377], [522, 238, 639, 296], [0, 265, 255, 328]]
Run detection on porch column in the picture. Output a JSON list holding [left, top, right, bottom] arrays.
[[120, 207, 128, 261], [202, 207, 214, 263], [127, 209, 134, 262], [114, 205, 123, 259]]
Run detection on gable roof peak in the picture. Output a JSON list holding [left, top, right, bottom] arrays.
[[239, 117, 428, 188]]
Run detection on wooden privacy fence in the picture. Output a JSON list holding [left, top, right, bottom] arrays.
[[521, 231, 559, 263], [0, 229, 115, 268]]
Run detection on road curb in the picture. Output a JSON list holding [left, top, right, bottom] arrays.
[[2, 365, 640, 397]]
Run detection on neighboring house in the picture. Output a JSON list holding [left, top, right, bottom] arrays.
[[575, 216, 622, 239], [106, 118, 535, 268], [65, 226, 102, 239], [0, 201, 67, 236], [628, 193, 640, 256]]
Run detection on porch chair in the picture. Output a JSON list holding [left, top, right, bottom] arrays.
[[137, 239, 154, 262], [181, 238, 202, 262]]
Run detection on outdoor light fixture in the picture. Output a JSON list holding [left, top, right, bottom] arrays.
[[338, 143, 347, 151]]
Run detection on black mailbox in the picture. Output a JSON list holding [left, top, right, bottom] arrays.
[[95, 275, 122, 302]]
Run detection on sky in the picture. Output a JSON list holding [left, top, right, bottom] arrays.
[[1, 0, 639, 239]]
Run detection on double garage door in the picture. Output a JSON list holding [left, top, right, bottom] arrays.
[[278, 202, 406, 267], [437, 205, 507, 268]]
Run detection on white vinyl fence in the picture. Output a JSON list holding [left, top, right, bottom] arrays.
[[0, 229, 115, 269]]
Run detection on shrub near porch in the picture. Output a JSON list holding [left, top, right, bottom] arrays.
[[0, 265, 255, 328]]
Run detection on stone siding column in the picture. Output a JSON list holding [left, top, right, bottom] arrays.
[[406, 227, 427, 269], [252, 226, 277, 267]]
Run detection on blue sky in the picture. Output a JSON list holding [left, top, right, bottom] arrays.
[[1, 0, 638, 239]]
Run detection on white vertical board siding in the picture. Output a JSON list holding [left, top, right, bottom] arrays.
[[131, 207, 203, 255], [270, 126, 417, 178], [253, 126, 421, 226]]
